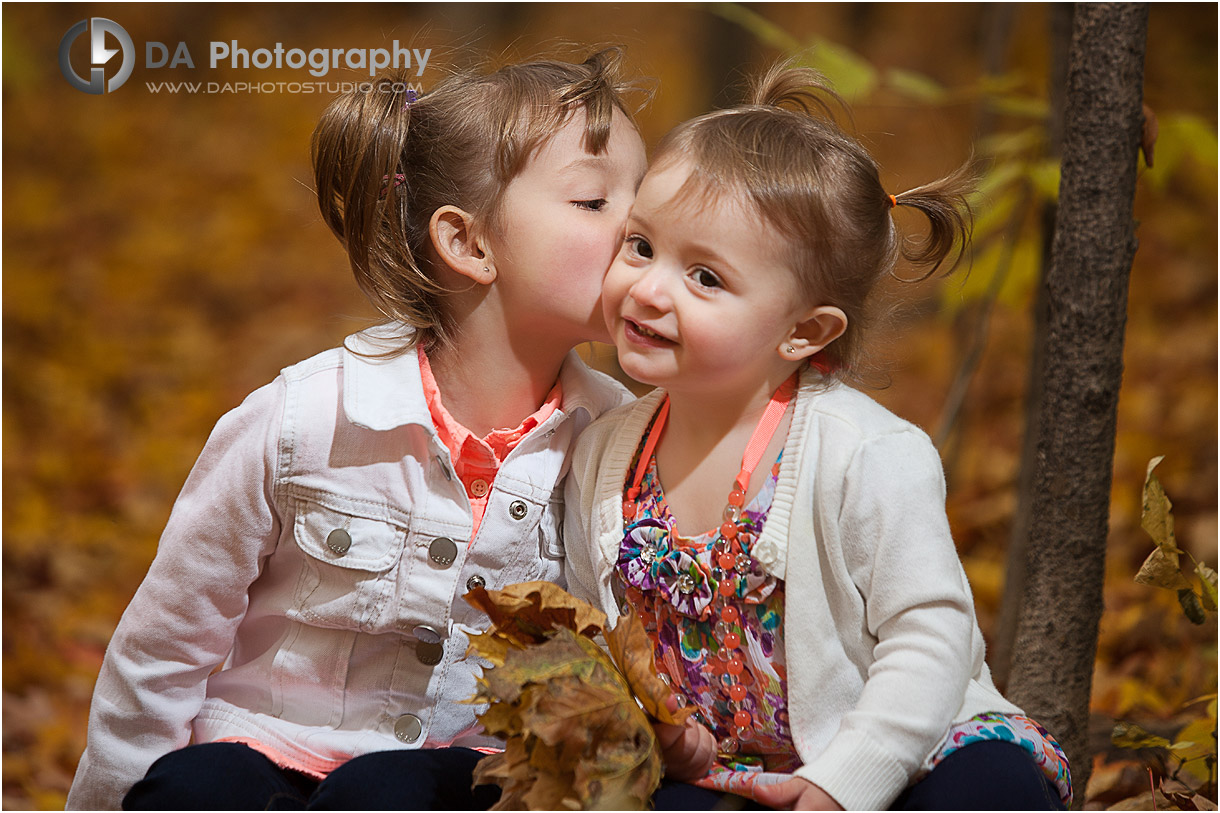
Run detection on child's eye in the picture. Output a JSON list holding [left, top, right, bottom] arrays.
[[574, 199, 608, 211], [625, 235, 653, 260], [692, 267, 722, 289]]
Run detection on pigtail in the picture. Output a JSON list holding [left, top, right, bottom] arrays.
[[890, 159, 977, 281], [312, 74, 454, 347]]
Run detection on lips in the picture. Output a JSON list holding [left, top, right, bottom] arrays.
[[623, 317, 675, 347]]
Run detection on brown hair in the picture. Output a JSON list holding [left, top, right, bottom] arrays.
[[652, 61, 973, 381], [312, 47, 649, 351]]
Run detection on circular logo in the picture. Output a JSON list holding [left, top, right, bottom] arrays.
[[59, 18, 134, 94]]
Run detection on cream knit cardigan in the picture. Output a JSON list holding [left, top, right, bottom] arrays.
[[563, 368, 1022, 810]]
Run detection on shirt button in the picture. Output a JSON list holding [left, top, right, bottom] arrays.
[[508, 500, 528, 520], [469, 478, 489, 498], [394, 714, 422, 744], [466, 575, 486, 591], [428, 537, 458, 567], [326, 529, 352, 555]]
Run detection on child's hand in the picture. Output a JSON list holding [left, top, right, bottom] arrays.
[[753, 777, 843, 811], [653, 695, 716, 781], [653, 715, 716, 780]]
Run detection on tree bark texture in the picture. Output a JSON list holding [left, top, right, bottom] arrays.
[[992, 2, 1074, 692], [1005, 4, 1148, 806]]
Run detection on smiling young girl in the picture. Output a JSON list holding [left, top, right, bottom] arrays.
[[67, 50, 648, 810], [564, 64, 1071, 810]]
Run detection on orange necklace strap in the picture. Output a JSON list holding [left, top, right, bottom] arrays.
[[625, 397, 670, 503], [625, 373, 799, 502], [732, 373, 798, 496]]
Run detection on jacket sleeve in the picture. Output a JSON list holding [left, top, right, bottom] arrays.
[[794, 428, 977, 811], [65, 379, 286, 810]]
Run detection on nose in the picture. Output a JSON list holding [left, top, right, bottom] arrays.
[[626, 264, 672, 312]]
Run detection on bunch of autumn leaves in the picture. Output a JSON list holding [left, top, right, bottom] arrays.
[[464, 582, 693, 810]]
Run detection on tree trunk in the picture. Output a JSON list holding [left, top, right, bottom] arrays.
[[1005, 4, 1148, 806], [991, 3, 1074, 692]]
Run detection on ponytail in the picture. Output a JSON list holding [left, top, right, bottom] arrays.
[[890, 159, 977, 281], [313, 75, 449, 346]]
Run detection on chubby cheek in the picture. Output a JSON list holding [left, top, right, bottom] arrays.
[[599, 261, 633, 330]]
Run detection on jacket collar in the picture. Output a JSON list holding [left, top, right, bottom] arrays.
[[341, 324, 620, 432]]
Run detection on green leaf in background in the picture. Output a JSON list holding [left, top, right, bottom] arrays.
[[885, 67, 948, 104], [1027, 159, 1061, 203], [1173, 706, 1219, 788], [709, 3, 801, 52], [975, 160, 1027, 201], [977, 125, 1045, 159], [804, 37, 878, 101], [977, 72, 1027, 97], [941, 234, 1040, 317], [970, 186, 1023, 242], [1143, 113, 1219, 192], [984, 93, 1049, 119], [1112, 721, 1172, 750]]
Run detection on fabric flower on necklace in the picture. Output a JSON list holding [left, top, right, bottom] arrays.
[[617, 519, 714, 620]]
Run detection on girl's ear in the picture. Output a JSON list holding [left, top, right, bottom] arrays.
[[778, 305, 847, 361], [429, 206, 496, 285]]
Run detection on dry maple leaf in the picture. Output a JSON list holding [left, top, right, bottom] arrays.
[[466, 580, 607, 646], [465, 582, 692, 810]]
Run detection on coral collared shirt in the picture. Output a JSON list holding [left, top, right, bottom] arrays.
[[417, 345, 562, 538]]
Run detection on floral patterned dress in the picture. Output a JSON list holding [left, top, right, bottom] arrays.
[[616, 433, 1073, 806]]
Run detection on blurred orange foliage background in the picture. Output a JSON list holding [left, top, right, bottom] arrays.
[[3, 4, 1215, 809]]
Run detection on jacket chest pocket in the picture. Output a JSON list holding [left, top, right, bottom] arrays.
[[289, 497, 408, 632], [521, 498, 565, 584]]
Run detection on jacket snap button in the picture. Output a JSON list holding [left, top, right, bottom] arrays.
[[394, 714, 422, 743], [466, 575, 486, 591], [326, 529, 352, 555], [428, 537, 457, 567], [434, 455, 452, 481], [415, 641, 443, 665], [508, 501, 528, 520], [413, 624, 442, 644]]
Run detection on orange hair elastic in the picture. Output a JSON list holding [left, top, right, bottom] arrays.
[[888, 194, 898, 208]]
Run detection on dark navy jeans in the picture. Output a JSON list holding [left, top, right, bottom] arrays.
[[122, 743, 500, 810], [123, 738, 1063, 810]]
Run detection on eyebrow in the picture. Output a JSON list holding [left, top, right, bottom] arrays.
[[557, 156, 610, 176]]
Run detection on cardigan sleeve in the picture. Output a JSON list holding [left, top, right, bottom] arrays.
[[65, 379, 286, 810], [794, 428, 977, 810], [561, 419, 620, 618]]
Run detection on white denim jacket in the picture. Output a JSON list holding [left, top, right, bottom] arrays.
[[67, 325, 630, 810]]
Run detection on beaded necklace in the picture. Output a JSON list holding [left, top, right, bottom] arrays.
[[622, 373, 798, 751]]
